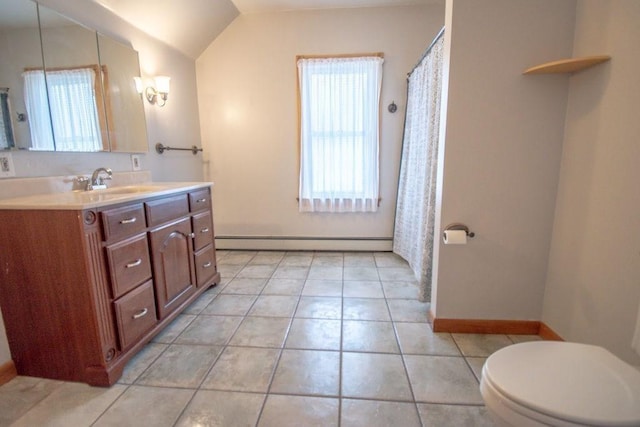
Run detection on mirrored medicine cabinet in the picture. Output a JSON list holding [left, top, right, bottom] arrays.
[[0, 0, 148, 153]]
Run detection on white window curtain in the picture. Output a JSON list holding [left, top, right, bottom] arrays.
[[22, 71, 54, 150], [298, 56, 383, 213], [23, 68, 103, 152], [393, 31, 445, 302]]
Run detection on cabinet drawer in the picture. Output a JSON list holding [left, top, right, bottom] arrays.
[[101, 204, 146, 241], [194, 245, 216, 287], [192, 211, 214, 252], [106, 234, 152, 298], [189, 188, 211, 212], [113, 280, 157, 349], [145, 194, 189, 227]]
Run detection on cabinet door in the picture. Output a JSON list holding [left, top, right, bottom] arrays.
[[149, 217, 196, 319]]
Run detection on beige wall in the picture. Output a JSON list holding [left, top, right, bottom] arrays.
[[542, 0, 640, 365], [196, 6, 444, 250], [432, 0, 576, 319], [5, 0, 204, 182]]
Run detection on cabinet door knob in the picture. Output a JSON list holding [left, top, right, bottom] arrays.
[[126, 259, 142, 268], [200, 228, 209, 233], [120, 217, 137, 224], [203, 261, 212, 268], [132, 308, 148, 319]]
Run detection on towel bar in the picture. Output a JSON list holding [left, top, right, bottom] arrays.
[[155, 143, 202, 155]]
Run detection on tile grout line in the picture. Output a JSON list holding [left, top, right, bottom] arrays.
[[173, 255, 255, 426], [255, 250, 309, 426], [382, 278, 424, 426], [338, 262, 345, 427], [171, 251, 260, 426]]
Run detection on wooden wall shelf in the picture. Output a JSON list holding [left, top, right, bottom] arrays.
[[523, 55, 611, 75]]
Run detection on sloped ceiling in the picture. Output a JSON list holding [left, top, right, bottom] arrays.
[[232, 0, 439, 14], [95, 0, 442, 59], [94, 0, 240, 59]]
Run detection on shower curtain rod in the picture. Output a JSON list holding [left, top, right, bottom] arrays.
[[407, 26, 445, 79]]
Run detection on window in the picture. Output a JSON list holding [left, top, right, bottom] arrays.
[[23, 66, 108, 151], [297, 55, 383, 213]]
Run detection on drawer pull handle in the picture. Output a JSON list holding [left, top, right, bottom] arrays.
[[132, 308, 148, 319], [126, 259, 142, 268], [196, 198, 207, 203], [203, 261, 212, 268], [120, 217, 137, 224], [200, 227, 209, 233]]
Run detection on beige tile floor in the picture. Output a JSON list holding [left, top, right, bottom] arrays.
[[0, 251, 542, 426]]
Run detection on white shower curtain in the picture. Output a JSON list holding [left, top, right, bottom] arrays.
[[393, 31, 445, 302]]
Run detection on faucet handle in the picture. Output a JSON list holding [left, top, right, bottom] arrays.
[[97, 175, 112, 185], [73, 176, 90, 191]]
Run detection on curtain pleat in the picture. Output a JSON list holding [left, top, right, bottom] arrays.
[[23, 71, 55, 150], [393, 35, 445, 302]]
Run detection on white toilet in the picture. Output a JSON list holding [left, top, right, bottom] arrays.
[[480, 341, 640, 427]]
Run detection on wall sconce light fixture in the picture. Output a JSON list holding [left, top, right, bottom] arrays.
[[134, 76, 171, 107]]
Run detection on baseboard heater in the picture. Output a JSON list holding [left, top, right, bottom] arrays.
[[215, 235, 393, 251]]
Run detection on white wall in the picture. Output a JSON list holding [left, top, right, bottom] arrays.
[[431, 0, 576, 320], [542, 0, 640, 365], [196, 5, 444, 250], [5, 0, 204, 182], [0, 0, 204, 367]]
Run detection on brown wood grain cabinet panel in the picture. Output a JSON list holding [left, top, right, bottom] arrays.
[[106, 233, 152, 298], [145, 194, 189, 227], [113, 280, 158, 349], [0, 209, 108, 382], [101, 203, 146, 241], [192, 210, 214, 251], [195, 245, 216, 287], [189, 188, 211, 212], [149, 217, 196, 319]]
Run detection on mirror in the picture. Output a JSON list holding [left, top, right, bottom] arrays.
[[0, 0, 148, 153], [0, 0, 46, 150], [97, 34, 148, 153], [36, 4, 108, 152]]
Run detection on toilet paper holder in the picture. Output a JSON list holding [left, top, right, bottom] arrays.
[[443, 223, 475, 238]]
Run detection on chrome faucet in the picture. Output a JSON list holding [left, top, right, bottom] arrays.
[[87, 167, 112, 190]]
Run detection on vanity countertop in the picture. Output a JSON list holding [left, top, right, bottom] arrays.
[[0, 182, 213, 210]]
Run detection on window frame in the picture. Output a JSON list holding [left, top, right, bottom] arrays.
[[296, 52, 384, 210]]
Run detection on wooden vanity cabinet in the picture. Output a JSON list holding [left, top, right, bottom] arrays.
[[0, 186, 220, 386]]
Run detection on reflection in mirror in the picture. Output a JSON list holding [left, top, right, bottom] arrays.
[[0, 0, 46, 150], [0, 88, 16, 149], [35, 4, 109, 152], [97, 34, 148, 153]]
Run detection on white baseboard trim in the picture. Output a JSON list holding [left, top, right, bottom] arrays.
[[215, 236, 393, 252]]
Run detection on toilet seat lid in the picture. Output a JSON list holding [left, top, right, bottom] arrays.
[[483, 341, 640, 426]]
